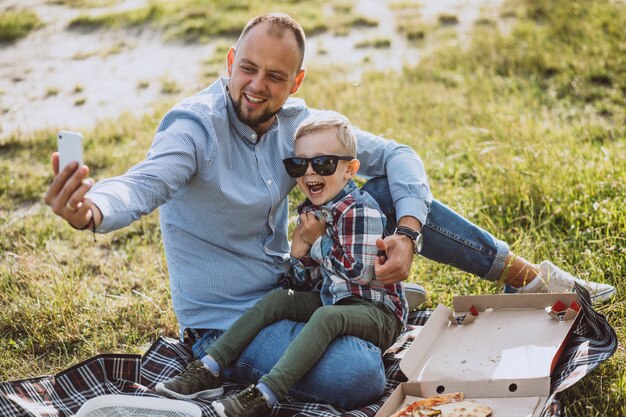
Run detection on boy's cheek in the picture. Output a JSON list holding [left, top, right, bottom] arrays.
[[295, 179, 307, 192]]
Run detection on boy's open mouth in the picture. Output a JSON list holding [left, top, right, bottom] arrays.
[[306, 182, 325, 195]]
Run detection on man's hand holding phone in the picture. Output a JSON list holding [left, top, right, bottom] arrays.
[[44, 131, 102, 231]]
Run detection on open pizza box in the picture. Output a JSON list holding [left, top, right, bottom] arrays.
[[376, 292, 582, 417]]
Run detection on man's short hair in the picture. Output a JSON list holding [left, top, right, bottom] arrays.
[[295, 111, 357, 158], [238, 12, 306, 71]]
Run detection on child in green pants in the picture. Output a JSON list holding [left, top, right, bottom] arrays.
[[156, 111, 408, 417]]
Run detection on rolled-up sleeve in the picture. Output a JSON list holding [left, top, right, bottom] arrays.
[[354, 127, 432, 225]]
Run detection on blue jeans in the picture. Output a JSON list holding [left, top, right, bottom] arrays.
[[205, 291, 400, 400], [190, 176, 509, 409], [190, 321, 386, 409], [361, 176, 509, 281]]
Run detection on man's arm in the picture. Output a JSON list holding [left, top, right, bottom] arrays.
[[373, 215, 422, 283], [354, 128, 432, 283], [354, 127, 432, 226], [45, 118, 209, 233]]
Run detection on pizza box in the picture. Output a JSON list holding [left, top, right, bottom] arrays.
[[376, 292, 581, 417]]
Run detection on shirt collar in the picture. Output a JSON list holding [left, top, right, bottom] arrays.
[[223, 80, 279, 144]]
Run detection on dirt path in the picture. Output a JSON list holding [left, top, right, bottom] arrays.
[[0, 0, 214, 138], [0, 0, 504, 138]]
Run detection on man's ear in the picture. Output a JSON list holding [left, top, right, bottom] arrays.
[[345, 159, 360, 179], [227, 47, 235, 76], [290, 69, 306, 94]]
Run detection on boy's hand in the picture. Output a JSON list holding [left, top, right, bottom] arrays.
[[299, 212, 326, 245], [290, 225, 311, 259]]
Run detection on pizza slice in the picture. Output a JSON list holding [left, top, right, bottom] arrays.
[[433, 400, 493, 417], [390, 392, 464, 417]]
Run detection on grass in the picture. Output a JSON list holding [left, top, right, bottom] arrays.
[[354, 37, 391, 49], [0, 9, 43, 42], [47, 0, 120, 7], [160, 78, 182, 95], [45, 87, 60, 97], [1, 0, 624, 415], [396, 15, 430, 42], [66, 0, 377, 43], [438, 14, 459, 26], [72, 41, 127, 60], [390, 3, 431, 42]]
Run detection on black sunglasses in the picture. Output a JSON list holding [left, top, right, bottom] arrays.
[[283, 155, 354, 178]]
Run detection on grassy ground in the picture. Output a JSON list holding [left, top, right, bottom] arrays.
[[0, 9, 42, 42], [67, 0, 374, 42], [0, 0, 624, 415]]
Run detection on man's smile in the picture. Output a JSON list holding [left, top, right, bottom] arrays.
[[243, 92, 266, 104]]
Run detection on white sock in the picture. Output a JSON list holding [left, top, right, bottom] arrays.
[[200, 354, 221, 376], [256, 382, 278, 405]]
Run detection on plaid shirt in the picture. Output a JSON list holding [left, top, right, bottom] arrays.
[[289, 180, 408, 326]]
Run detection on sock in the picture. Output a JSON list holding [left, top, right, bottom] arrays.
[[200, 354, 221, 376], [512, 275, 544, 292], [256, 382, 278, 406]]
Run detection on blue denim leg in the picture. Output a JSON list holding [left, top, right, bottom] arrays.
[[361, 176, 509, 281], [189, 320, 386, 410], [190, 328, 223, 359]]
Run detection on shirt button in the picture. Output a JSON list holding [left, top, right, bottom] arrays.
[[267, 179, 273, 185], [251, 133, 257, 140]]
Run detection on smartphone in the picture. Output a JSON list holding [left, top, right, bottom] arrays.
[[57, 130, 84, 171]]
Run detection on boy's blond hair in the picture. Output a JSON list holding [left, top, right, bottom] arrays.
[[294, 111, 357, 157]]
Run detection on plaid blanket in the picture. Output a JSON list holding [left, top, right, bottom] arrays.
[[1, 287, 616, 417]]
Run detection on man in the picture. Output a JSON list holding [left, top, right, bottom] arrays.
[[44, 13, 615, 409]]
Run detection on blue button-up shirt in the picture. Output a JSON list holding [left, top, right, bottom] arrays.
[[87, 78, 431, 333]]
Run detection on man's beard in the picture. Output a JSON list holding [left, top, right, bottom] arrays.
[[231, 92, 280, 130]]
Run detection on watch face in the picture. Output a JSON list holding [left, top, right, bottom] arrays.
[[415, 234, 424, 254]]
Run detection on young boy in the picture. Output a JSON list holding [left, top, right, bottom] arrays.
[[155, 111, 408, 416]]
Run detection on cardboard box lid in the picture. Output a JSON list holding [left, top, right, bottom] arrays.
[[399, 293, 580, 398]]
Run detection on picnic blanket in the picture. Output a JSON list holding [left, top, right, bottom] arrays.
[[1, 286, 616, 417]]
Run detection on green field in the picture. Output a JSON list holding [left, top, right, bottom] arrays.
[[0, 0, 624, 415]]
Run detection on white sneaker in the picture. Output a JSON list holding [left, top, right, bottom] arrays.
[[405, 282, 427, 310], [537, 261, 616, 304]]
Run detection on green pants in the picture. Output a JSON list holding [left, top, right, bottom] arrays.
[[205, 289, 401, 399]]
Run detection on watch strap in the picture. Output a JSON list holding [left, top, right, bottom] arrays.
[[394, 226, 423, 254], [394, 226, 419, 240]]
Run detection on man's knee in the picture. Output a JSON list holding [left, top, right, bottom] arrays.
[[289, 333, 387, 409], [230, 320, 387, 409]]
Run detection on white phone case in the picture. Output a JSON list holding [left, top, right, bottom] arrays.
[[57, 130, 83, 171]]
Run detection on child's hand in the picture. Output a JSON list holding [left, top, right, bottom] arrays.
[[290, 225, 311, 259], [299, 212, 326, 244]]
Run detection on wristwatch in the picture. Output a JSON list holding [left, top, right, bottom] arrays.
[[394, 226, 423, 254]]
